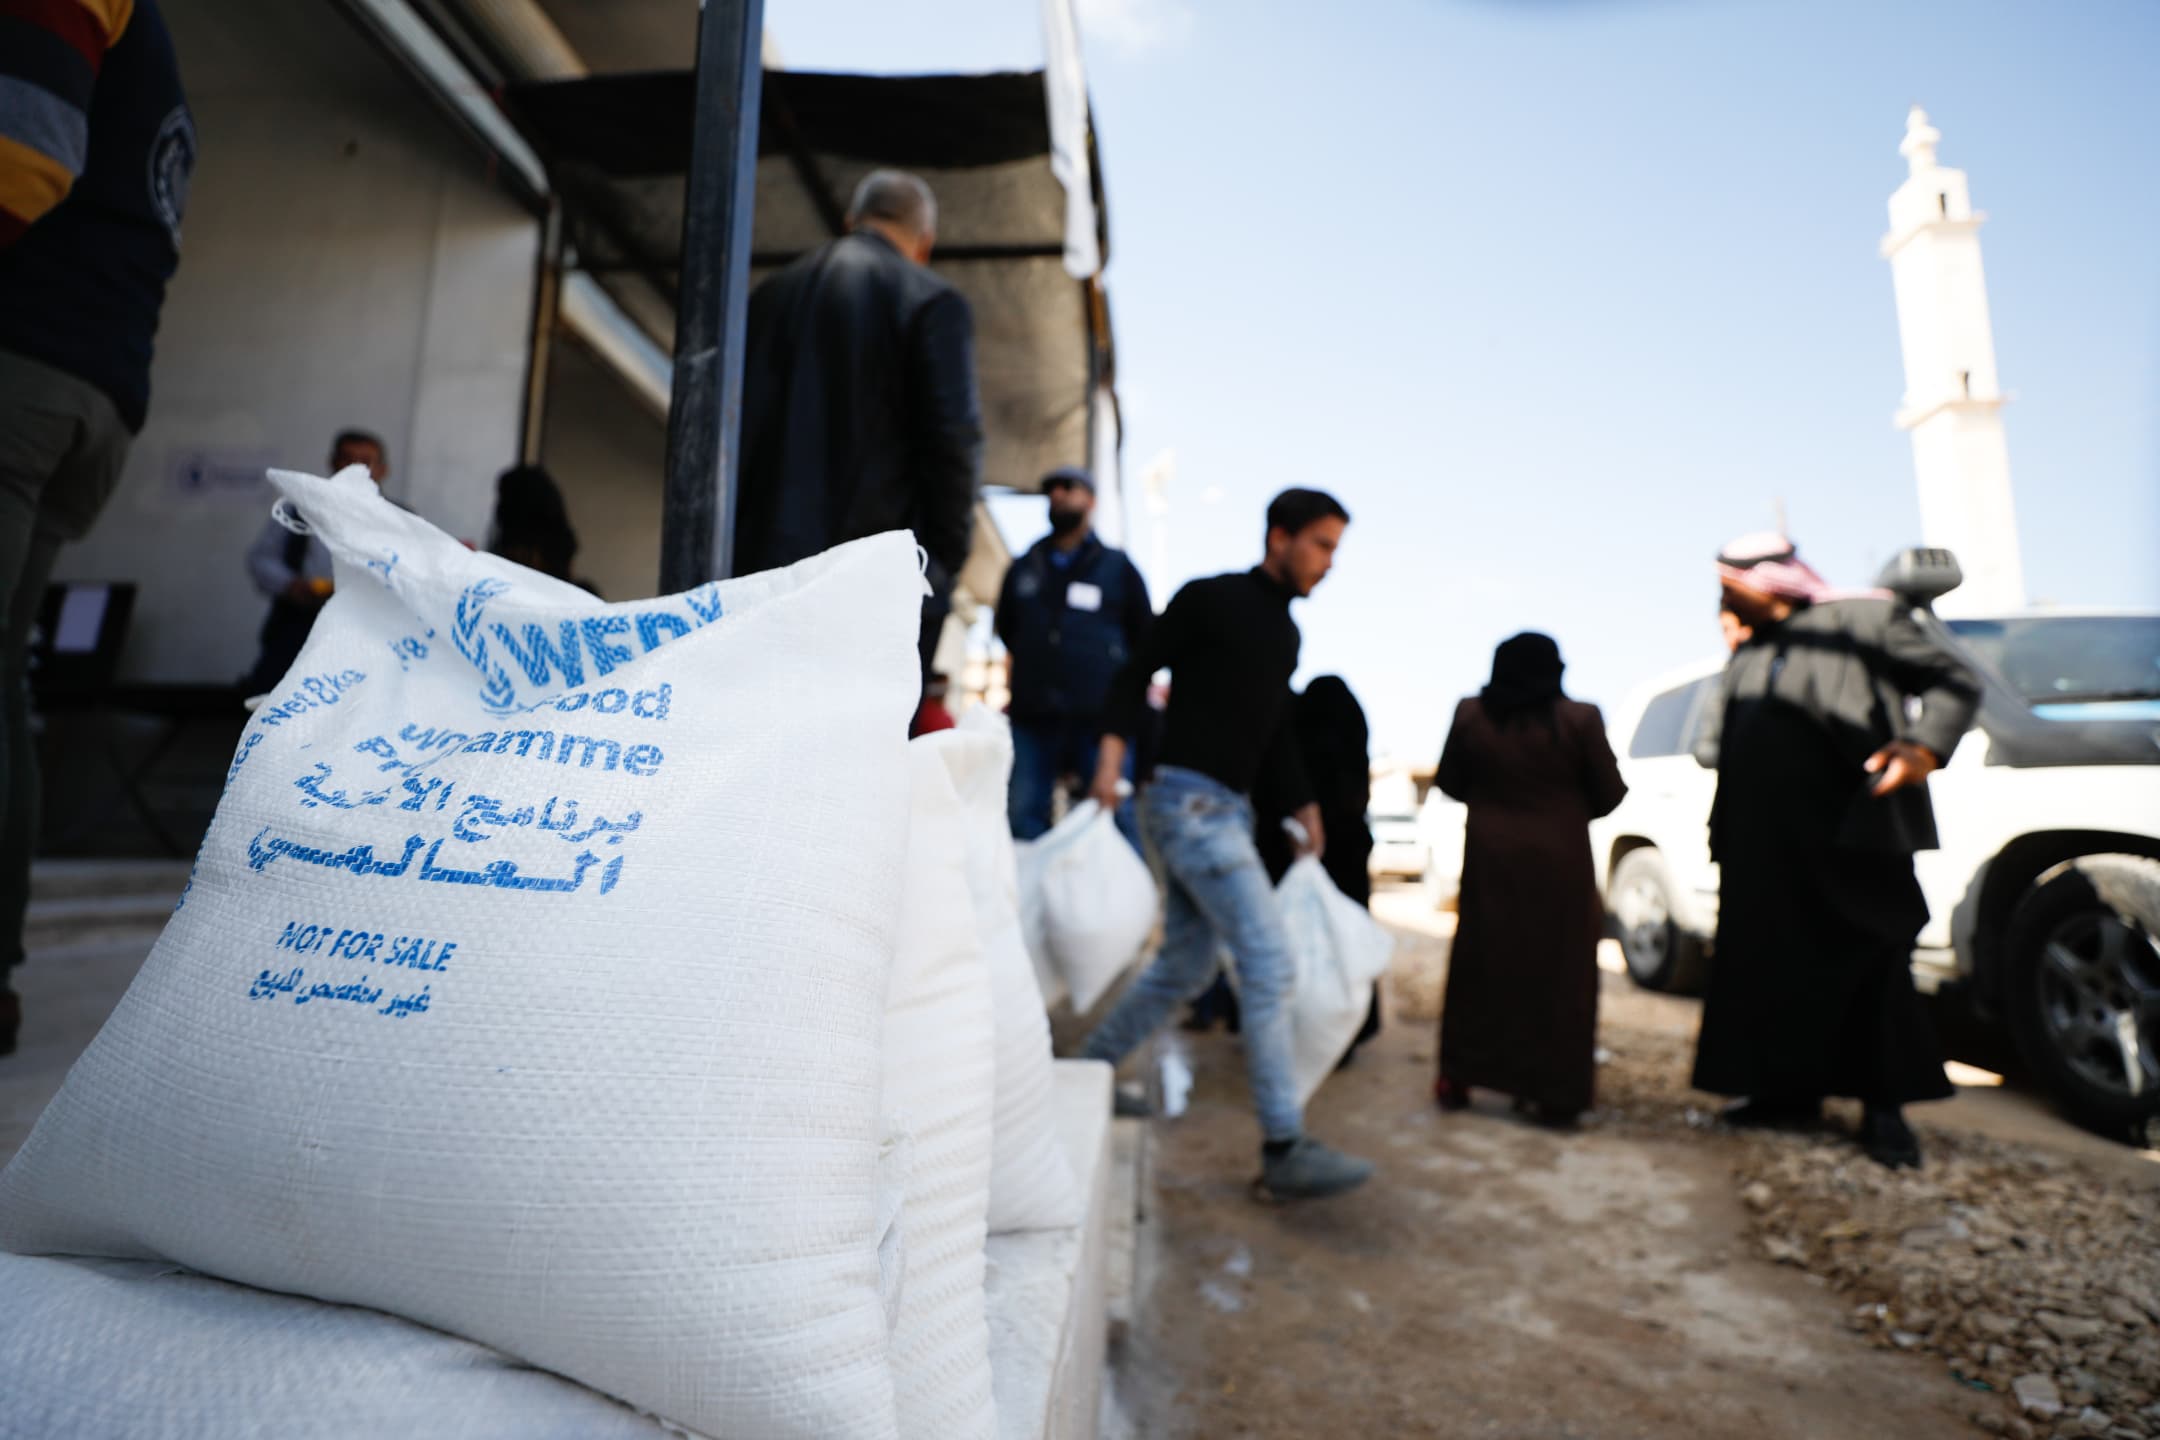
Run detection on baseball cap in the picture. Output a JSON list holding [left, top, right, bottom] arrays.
[[1040, 465, 1095, 494]]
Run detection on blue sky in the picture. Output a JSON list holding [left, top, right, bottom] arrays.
[[773, 0, 2160, 761]]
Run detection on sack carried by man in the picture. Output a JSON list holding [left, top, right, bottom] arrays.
[[1223, 855, 1394, 1106], [1275, 856, 1394, 1104]]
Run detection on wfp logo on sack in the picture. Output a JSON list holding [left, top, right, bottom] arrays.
[[450, 577, 724, 713]]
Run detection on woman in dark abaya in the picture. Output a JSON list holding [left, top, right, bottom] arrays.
[[1434, 633, 1627, 1126], [1264, 678, 1376, 898], [1277, 677, 1382, 1060]]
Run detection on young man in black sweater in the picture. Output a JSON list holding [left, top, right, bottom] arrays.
[[1081, 488, 1374, 1201]]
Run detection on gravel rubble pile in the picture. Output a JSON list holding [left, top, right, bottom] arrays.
[[1730, 1127, 2160, 1439], [1586, 1020, 2159, 1439]]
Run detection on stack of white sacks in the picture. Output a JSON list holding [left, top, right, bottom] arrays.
[[0, 469, 1101, 1440]]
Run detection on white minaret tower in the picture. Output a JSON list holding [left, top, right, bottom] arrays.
[[1881, 105, 2026, 614]]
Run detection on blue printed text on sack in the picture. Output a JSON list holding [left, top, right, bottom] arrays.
[[358, 723, 665, 778], [276, 920, 455, 971], [492, 610, 716, 689], [455, 575, 720, 713], [255, 669, 367, 728]]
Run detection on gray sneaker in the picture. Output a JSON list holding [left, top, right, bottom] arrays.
[[1255, 1137, 1374, 1202]]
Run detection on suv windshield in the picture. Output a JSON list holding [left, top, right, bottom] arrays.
[[1629, 676, 1718, 757], [1947, 616, 2160, 706]]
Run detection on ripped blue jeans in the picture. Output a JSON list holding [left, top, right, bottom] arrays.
[[1080, 765, 1302, 1143]]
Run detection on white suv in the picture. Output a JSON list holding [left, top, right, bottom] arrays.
[[1591, 605, 2160, 1131]]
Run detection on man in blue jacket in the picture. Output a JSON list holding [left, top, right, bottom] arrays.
[[994, 466, 1150, 849]]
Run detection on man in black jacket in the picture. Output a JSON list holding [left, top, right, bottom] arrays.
[[1, 0, 192, 1056], [1689, 533, 1981, 1170], [734, 170, 983, 681], [995, 466, 1150, 849]]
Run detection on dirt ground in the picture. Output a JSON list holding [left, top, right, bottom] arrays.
[[1094, 884, 2160, 1440]]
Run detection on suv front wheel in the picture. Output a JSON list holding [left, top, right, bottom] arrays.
[[1610, 848, 1708, 994], [2004, 853, 2160, 1130]]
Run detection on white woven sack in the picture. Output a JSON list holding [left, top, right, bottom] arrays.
[[0, 468, 922, 1440], [940, 715, 1081, 1233], [1013, 837, 1068, 1010], [0, 1254, 677, 1440], [1020, 801, 1157, 1014], [886, 742, 999, 1440], [1276, 856, 1395, 1106]]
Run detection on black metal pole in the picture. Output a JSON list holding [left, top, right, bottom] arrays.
[[518, 200, 564, 465], [660, 0, 766, 591]]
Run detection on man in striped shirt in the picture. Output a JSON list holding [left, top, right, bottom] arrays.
[[1, 0, 193, 1054]]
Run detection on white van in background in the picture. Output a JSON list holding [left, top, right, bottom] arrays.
[[1368, 806, 1429, 880]]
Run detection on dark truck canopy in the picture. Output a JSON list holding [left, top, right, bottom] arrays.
[[505, 68, 1116, 502]]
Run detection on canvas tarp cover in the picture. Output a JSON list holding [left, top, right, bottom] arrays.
[[506, 69, 1113, 499]]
